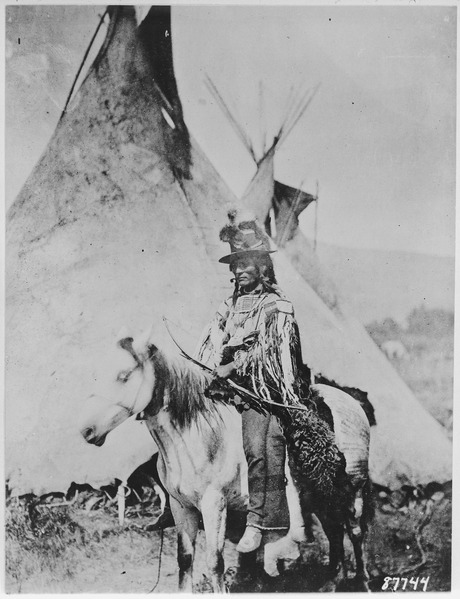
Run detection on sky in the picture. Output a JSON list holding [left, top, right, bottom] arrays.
[[4, 3, 457, 257]]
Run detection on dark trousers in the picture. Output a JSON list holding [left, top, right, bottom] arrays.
[[242, 409, 289, 529]]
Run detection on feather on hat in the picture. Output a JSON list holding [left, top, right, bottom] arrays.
[[218, 209, 276, 264]]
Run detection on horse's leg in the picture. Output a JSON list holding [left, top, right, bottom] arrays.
[[319, 515, 346, 592], [346, 522, 369, 591], [200, 489, 227, 593], [285, 459, 307, 543], [170, 496, 200, 593], [346, 486, 370, 591]]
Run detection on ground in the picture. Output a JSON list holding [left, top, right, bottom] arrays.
[[5, 320, 453, 593], [4, 482, 452, 593]]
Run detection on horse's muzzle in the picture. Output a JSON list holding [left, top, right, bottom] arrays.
[[81, 426, 106, 447]]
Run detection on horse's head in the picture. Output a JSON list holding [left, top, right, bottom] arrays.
[[80, 394, 132, 446], [80, 328, 159, 446]]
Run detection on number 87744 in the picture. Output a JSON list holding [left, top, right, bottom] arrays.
[[382, 576, 430, 591]]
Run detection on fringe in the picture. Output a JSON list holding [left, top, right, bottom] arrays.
[[236, 311, 348, 499], [197, 296, 352, 502]]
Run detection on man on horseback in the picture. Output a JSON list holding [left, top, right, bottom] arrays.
[[196, 210, 307, 553], [82, 208, 372, 589]]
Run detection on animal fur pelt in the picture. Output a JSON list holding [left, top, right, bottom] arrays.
[[209, 373, 352, 502], [280, 403, 350, 501], [219, 208, 272, 252]]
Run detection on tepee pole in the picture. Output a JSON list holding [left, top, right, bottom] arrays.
[[205, 75, 257, 162], [259, 80, 267, 157], [269, 207, 277, 239], [277, 180, 305, 248], [60, 8, 109, 120], [278, 84, 321, 151], [313, 180, 319, 252]]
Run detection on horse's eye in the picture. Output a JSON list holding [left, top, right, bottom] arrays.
[[117, 370, 131, 384]]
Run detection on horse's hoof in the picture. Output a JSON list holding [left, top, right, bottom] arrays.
[[264, 562, 280, 578], [318, 580, 337, 592], [354, 575, 370, 592], [224, 566, 238, 589]]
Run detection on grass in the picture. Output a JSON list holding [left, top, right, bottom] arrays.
[[5, 481, 452, 593], [5, 493, 174, 593], [5, 499, 91, 592]]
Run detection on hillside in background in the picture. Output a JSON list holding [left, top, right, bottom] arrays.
[[312, 240, 454, 325]]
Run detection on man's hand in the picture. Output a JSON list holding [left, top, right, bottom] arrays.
[[214, 362, 236, 379]]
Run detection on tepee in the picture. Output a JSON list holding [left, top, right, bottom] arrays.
[[6, 6, 451, 497], [206, 78, 452, 489], [6, 6, 234, 496]]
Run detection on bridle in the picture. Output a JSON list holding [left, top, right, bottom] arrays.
[[114, 337, 155, 417], [116, 337, 144, 383]]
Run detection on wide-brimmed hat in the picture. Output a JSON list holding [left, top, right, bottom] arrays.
[[218, 209, 276, 264]]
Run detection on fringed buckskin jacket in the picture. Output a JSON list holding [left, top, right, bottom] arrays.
[[196, 284, 350, 498], [196, 284, 305, 406]]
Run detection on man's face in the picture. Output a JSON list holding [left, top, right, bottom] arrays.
[[232, 256, 260, 290]]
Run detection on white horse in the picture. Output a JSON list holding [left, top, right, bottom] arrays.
[[80, 332, 371, 592]]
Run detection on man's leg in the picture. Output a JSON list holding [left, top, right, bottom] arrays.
[[237, 409, 270, 552], [238, 410, 289, 552], [241, 408, 271, 528], [264, 415, 289, 529]]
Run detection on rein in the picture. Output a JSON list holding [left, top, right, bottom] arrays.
[[114, 338, 153, 417], [162, 317, 313, 415], [115, 327, 314, 417]]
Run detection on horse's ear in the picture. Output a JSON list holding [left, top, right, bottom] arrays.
[[118, 336, 144, 367], [147, 344, 159, 358], [118, 337, 134, 351]]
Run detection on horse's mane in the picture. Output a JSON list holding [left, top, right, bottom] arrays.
[[149, 347, 222, 429]]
